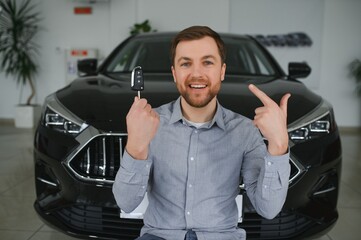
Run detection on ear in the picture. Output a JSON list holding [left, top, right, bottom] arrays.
[[221, 63, 226, 81], [171, 66, 177, 82]]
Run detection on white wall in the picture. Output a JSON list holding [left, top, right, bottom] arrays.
[[317, 0, 361, 127], [0, 0, 360, 127], [230, 0, 324, 89], [136, 0, 229, 32]]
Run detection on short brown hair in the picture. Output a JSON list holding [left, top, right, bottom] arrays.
[[170, 26, 226, 65]]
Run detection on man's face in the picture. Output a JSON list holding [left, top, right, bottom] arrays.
[[171, 36, 226, 108]]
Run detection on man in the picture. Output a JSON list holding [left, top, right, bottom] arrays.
[[113, 26, 291, 240]]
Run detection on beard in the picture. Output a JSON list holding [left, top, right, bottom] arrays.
[[177, 79, 221, 108], [181, 91, 216, 108]]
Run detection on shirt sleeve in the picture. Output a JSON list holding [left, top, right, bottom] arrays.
[[241, 129, 291, 220], [112, 150, 152, 213]]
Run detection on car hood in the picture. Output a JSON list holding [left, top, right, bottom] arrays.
[[56, 73, 321, 132]]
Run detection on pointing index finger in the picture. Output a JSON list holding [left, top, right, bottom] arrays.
[[248, 84, 273, 106]]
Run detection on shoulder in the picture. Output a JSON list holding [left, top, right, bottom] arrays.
[[220, 106, 264, 149], [154, 100, 178, 122], [221, 105, 253, 128], [154, 101, 173, 113], [220, 105, 262, 136]]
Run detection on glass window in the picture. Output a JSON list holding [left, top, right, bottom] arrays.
[[105, 35, 277, 77], [224, 38, 276, 76], [106, 37, 171, 73]]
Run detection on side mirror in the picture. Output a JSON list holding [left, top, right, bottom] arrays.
[[77, 58, 98, 76], [288, 62, 311, 79]]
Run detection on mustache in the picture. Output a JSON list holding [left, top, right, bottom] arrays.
[[186, 77, 208, 85]]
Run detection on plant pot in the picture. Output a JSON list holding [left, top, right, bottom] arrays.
[[15, 104, 42, 128]]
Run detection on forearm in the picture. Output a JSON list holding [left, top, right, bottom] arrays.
[[245, 152, 290, 219], [112, 151, 152, 213], [267, 130, 289, 156], [125, 141, 149, 160]]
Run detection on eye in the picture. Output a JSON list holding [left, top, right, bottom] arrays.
[[204, 60, 214, 66], [180, 62, 191, 67]]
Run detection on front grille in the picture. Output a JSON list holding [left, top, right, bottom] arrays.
[[53, 205, 142, 240], [51, 205, 318, 240], [240, 212, 317, 239], [289, 159, 300, 183], [68, 135, 127, 183], [67, 134, 301, 184]]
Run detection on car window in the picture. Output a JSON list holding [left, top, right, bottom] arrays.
[[106, 38, 172, 73], [224, 38, 276, 76], [105, 35, 277, 77]]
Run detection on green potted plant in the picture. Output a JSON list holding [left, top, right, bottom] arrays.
[[349, 59, 361, 96], [0, 0, 42, 128], [130, 19, 157, 35]]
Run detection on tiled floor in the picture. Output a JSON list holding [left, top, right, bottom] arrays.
[[0, 124, 360, 240]]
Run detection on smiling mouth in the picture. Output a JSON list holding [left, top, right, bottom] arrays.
[[189, 84, 207, 89]]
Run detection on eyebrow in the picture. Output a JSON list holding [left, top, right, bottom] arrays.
[[202, 55, 217, 60], [176, 55, 217, 63], [177, 57, 191, 63]]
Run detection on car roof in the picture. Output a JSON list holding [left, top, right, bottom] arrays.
[[131, 31, 253, 41]]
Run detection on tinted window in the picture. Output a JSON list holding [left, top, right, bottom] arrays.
[[105, 35, 277, 76], [225, 38, 276, 75], [106, 37, 172, 73]]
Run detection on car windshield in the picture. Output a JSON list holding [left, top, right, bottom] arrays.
[[105, 35, 277, 76]]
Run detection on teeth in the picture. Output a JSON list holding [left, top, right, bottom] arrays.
[[190, 84, 206, 89]]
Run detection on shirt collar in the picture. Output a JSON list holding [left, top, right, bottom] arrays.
[[169, 97, 226, 131]]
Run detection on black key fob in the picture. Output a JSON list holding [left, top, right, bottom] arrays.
[[131, 66, 144, 91]]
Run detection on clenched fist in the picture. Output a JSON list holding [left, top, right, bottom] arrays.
[[125, 97, 160, 160]]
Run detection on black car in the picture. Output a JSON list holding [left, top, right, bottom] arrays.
[[33, 32, 342, 240]]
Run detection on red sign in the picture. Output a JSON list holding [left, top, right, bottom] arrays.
[[71, 50, 88, 57], [74, 7, 92, 15]]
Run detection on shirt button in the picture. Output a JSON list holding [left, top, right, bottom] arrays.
[[267, 162, 272, 166], [142, 186, 146, 189], [187, 211, 191, 215], [189, 184, 193, 188], [194, 130, 198, 133], [264, 185, 268, 189], [190, 157, 194, 161]]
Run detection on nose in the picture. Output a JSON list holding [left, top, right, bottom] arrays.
[[191, 63, 203, 79]]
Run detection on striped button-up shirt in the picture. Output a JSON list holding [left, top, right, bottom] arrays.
[[113, 97, 290, 240]]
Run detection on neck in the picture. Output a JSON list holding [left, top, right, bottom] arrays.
[[180, 97, 217, 123]]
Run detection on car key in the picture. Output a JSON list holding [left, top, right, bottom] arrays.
[[131, 66, 144, 98]]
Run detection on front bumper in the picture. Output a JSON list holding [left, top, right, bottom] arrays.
[[34, 197, 339, 240], [33, 122, 342, 240]]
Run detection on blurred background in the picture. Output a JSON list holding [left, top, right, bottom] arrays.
[[0, 0, 360, 128], [0, 1, 360, 240]]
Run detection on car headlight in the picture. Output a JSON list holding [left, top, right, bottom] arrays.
[[288, 100, 335, 144], [44, 108, 86, 134], [41, 94, 88, 136]]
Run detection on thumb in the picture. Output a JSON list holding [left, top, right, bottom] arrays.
[[280, 93, 291, 116]]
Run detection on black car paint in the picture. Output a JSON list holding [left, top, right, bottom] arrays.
[[55, 73, 321, 132], [33, 32, 342, 240]]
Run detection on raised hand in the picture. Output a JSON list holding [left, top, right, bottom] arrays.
[[125, 97, 160, 160], [248, 84, 290, 156]]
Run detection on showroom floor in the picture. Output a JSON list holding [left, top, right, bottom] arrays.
[[0, 124, 360, 240]]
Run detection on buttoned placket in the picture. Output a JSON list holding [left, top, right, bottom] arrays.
[[142, 163, 150, 190], [262, 159, 274, 198], [184, 127, 199, 229]]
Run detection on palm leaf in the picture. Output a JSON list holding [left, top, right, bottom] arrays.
[[0, 0, 41, 104]]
